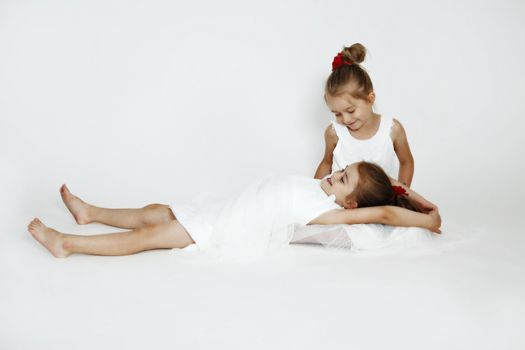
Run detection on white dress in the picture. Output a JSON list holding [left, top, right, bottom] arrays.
[[331, 115, 398, 177], [169, 175, 341, 259]]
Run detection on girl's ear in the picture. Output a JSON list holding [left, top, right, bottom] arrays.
[[344, 199, 358, 209], [367, 91, 376, 105]]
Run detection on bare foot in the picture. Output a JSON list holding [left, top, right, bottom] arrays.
[[60, 184, 91, 225], [27, 218, 71, 258]]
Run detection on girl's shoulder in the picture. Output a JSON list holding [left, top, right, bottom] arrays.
[[324, 123, 339, 144], [389, 117, 408, 142]]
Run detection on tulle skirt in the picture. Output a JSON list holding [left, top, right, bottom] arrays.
[[291, 224, 436, 252], [169, 174, 300, 261]]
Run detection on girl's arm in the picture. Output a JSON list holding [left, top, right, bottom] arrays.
[[389, 177, 439, 212], [308, 206, 441, 233], [391, 119, 414, 187], [314, 125, 338, 179]]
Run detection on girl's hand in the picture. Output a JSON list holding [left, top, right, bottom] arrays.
[[428, 209, 442, 234], [420, 198, 439, 213]]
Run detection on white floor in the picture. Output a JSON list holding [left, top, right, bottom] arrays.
[[1, 210, 524, 350]]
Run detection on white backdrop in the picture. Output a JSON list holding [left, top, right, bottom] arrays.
[[2, 0, 525, 228], [2, 1, 525, 349]]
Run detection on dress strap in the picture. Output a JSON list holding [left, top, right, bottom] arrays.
[[377, 115, 394, 140], [331, 121, 346, 139]]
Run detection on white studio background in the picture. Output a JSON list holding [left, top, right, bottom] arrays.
[[1, 0, 525, 235], [2, 2, 525, 350]]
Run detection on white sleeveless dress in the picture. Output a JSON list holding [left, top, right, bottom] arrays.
[[331, 115, 398, 178], [169, 175, 341, 259]]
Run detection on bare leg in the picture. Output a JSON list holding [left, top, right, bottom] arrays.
[[27, 218, 195, 258], [60, 184, 174, 229]]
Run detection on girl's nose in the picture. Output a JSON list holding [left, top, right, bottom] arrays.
[[343, 114, 353, 124]]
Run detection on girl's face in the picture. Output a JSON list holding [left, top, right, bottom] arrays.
[[325, 87, 375, 131], [320, 163, 360, 209]]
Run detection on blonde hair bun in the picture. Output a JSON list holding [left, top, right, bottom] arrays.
[[342, 43, 366, 64]]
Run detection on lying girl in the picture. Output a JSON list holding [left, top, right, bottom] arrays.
[[28, 161, 441, 258]]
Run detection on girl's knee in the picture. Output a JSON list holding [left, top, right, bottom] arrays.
[[139, 220, 193, 249], [141, 203, 174, 225], [142, 203, 165, 211]]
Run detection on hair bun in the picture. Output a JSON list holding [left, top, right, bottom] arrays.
[[342, 43, 366, 64]]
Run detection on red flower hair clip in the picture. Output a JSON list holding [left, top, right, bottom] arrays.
[[392, 186, 408, 197], [332, 52, 352, 71]]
